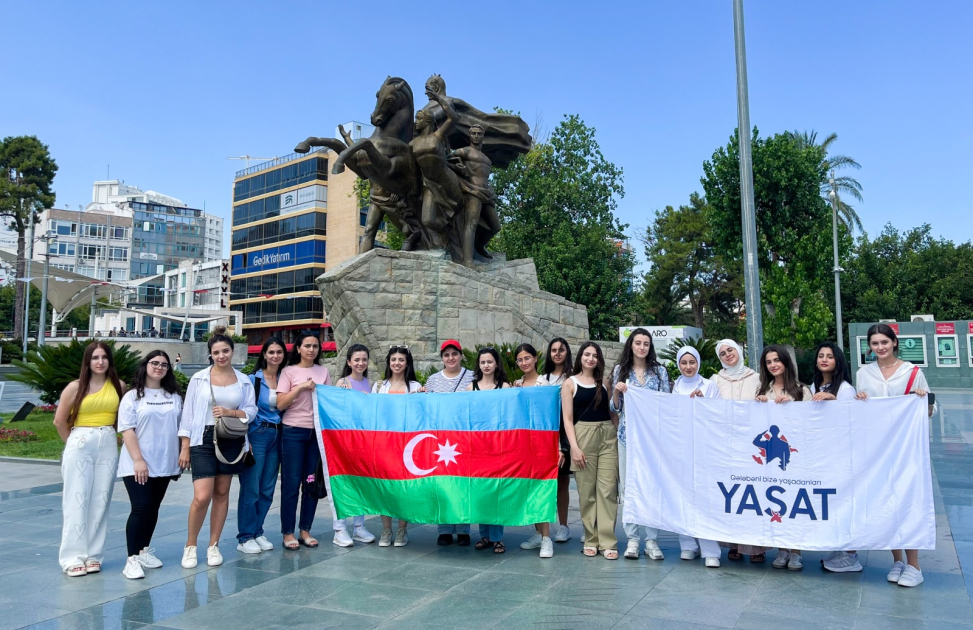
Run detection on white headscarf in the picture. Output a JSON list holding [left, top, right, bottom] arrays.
[[673, 346, 704, 395], [716, 339, 753, 379]]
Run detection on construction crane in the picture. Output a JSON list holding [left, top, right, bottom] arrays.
[[227, 155, 277, 168]]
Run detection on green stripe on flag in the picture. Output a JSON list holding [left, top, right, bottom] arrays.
[[329, 475, 557, 526]]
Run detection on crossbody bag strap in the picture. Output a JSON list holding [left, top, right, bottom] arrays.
[[451, 368, 467, 392], [904, 366, 920, 395]]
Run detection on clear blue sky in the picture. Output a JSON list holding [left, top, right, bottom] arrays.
[[3, 0, 970, 259]]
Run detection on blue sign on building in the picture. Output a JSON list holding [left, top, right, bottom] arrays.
[[231, 240, 326, 274]]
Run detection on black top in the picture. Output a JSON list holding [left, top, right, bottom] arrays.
[[571, 378, 611, 423]]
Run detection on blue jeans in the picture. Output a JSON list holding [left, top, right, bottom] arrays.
[[280, 425, 320, 536], [237, 423, 280, 543], [479, 524, 504, 542], [437, 524, 471, 535]]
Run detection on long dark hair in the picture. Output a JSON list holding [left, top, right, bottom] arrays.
[[340, 344, 370, 379], [544, 338, 573, 376], [132, 350, 179, 401], [866, 323, 899, 355], [67, 341, 124, 427], [383, 346, 418, 383], [616, 327, 661, 384], [572, 341, 606, 406], [757, 345, 805, 400], [812, 341, 852, 396], [289, 331, 322, 365], [473, 347, 509, 387], [207, 325, 234, 366], [255, 336, 288, 374]]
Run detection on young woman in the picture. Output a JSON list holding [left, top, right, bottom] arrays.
[[755, 345, 812, 571], [328, 344, 377, 547], [118, 351, 183, 579], [236, 338, 287, 555], [54, 342, 125, 577], [466, 347, 512, 554], [373, 345, 424, 547], [276, 332, 332, 551], [610, 328, 672, 560], [563, 342, 618, 560], [179, 328, 257, 569], [671, 346, 722, 568], [710, 339, 765, 563], [855, 324, 931, 588], [541, 338, 573, 543]]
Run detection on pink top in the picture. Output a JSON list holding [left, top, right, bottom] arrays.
[[277, 364, 331, 428]]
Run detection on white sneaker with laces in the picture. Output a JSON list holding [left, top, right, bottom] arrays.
[[644, 540, 665, 560], [823, 551, 863, 573], [787, 553, 803, 571], [123, 555, 145, 580], [887, 561, 905, 583], [624, 540, 640, 559], [521, 534, 543, 550], [897, 565, 923, 587], [705, 557, 721, 568], [539, 537, 554, 558], [181, 546, 198, 569], [680, 549, 699, 561], [255, 536, 274, 551], [207, 544, 223, 567], [138, 548, 163, 569], [333, 529, 354, 547], [554, 525, 571, 543], [237, 539, 262, 554], [378, 528, 393, 547], [353, 526, 376, 544], [394, 528, 409, 547], [773, 550, 791, 569]]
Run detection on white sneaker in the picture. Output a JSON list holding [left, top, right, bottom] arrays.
[[887, 561, 905, 583], [680, 549, 699, 561], [255, 536, 274, 551], [237, 539, 262, 554], [333, 529, 354, 547], [394, 528, 409, 547], [554, 525, 571, 543], [705, 557, 721, 568], [822, 551, 863, 573], [787, 553, 803, 571], [644, 540, 664, 560], [378, 528, 393, 547], [207, 544, 223, 567], [624, 539, 641, 559], [138, 548, 163, 569], [520, 534, 543, 550], [353, 526, 376, 544], [773, 550, 791, 569], [181, 546, 198, 569], [123, 556, 145, 580], [897, 565, 923, 587], [539, 537, 554, 558]]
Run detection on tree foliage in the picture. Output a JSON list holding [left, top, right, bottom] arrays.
[[785, 130, 863, 232], [9, 339, 141, 404], [491, 115, 635, 340]]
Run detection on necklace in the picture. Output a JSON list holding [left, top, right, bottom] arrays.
[[879, 359, 900, 371]]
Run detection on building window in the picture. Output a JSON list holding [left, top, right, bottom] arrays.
[[180, 272, 187, 288], [110, 226, 129, 240], [179, 293, 185, 307], [50, 242, 76, 257], [80, 245, 103, 260], [50, 220, 78, 237], [109, 247, 128, 261]]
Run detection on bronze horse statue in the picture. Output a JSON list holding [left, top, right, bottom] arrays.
[[295, 76, 423, 251]]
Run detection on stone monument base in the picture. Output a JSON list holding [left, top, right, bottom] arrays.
[[318, 249, 592, 372]]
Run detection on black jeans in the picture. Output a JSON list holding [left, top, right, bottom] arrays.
[[123, 476, 172, 556]]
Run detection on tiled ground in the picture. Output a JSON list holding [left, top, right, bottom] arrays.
[[1, 391, 972, 629]]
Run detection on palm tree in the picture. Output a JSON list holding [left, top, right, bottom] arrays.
[[786, 131, 864, 232]]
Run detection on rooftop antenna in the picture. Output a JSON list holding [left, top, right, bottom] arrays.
[[227, 155, 277, 168]]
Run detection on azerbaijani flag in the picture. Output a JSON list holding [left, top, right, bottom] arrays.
[[314, 385, 560, 526]]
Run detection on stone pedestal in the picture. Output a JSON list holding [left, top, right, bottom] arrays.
[[318, 249, 591, 371]]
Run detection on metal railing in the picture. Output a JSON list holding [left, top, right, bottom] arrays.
[[234, 147, 328, 179]]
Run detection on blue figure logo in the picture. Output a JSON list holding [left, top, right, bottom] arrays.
[[752, 425, 797, 471]]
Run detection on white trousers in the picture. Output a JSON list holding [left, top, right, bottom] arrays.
[[678, 534, 722, 559], [617, 439, 659, 542], [59, 426, 118, 571]]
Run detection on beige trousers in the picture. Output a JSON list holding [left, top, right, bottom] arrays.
[[571, 421, 619, 550]]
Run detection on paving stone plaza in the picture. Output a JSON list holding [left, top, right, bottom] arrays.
[[0, 390, 971, 629]]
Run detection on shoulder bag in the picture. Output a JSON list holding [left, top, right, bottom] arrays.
[[210, 373, 248, 465]]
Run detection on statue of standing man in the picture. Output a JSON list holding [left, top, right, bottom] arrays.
[[449, 124, 499, 265]]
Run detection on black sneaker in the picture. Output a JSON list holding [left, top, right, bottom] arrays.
[[437, 534, 454, 546], [457, 534, 472, 547]]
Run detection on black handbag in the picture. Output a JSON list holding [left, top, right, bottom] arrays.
[[309, 459, 328, 499]]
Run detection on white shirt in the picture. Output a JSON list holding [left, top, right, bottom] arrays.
[[178, 366, 257, 447], [810, 381, 857, 401], [856, 361, 930, 399], [117, 388, 183, 478], [372, 380, 423, 394]]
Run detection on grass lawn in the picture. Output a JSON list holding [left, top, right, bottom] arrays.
[[0, 411, 65, 460]]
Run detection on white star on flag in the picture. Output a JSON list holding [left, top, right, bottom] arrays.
[[433, 440, 461, 467]]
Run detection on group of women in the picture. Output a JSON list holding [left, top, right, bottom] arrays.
[[53, 323, 930, 588]]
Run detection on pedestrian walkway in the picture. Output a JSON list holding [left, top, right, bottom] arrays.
[[1, 392, 972, 629]]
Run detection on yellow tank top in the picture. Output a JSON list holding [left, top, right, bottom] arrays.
[[74, 381, 120, 427]]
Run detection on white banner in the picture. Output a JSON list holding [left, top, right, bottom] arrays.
[[623, 389, 935, 551]]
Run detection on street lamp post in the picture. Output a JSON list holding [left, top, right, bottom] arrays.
[[732, 0, 764, 367], [22, 207, 35, 355], [37, 230, 57, 347], [829, 171, 844, 350]]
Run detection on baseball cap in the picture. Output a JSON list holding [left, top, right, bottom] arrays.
[[440, 339, 462, 354]]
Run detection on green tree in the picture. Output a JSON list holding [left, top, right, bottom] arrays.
[[9, 339, 141, 404], [491, 115, 635, 340], [785, 130, 864, 232], [0, 136, 58, 344]]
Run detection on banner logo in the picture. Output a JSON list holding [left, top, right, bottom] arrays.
[[752, 425, 798, 470]]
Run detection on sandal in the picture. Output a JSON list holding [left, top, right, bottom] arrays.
[[750, 553, 766, 563], [603, 549, 619, 560], [582, 547, 598, 557], [299, 535, 319, 548], [65, 565, 87, 577], [493, 541, 506, 554], [83, 561, 101, 573], [727, 550, 743, 561], [283, 538, 300, 550], [474, 537, 493, 550]]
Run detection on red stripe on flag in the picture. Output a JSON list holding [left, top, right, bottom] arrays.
[[322, 429, 558, 481]]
